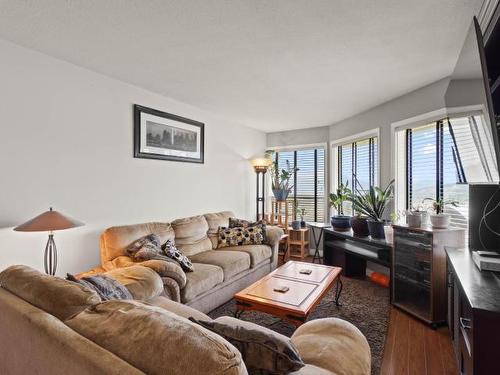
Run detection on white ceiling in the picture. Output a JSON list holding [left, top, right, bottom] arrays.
[[0, 0, 484, 132]]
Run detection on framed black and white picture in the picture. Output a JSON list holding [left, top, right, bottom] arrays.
[[134, 104, 204, 163]]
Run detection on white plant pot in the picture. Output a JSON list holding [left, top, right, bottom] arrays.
[[384, 225, 394, 244], [430, 214, 450, 229], [420, 212, 429, 226], [407, 212, 422, 228]]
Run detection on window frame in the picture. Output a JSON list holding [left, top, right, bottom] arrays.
[[269, 143, 328, 223], [391, 106, 495, 215], [330, 129, 380, 214]]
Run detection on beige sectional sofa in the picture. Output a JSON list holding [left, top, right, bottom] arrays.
[[0, 265, 371, 375], [85, 211, 283, 313]]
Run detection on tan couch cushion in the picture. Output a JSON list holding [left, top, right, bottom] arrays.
[[290, 365, 335, 375], [66, 300, 245, 375], [0, 265, 101, 321], [103, 266, 164, 301], [149, 296, 212, 321], [221, 245, 272, 267], [100, 222, 174, 269], [291, 318, 371, 375], [204, 211, 235, 248], [172, 215, 212, 257], [181, 263, 224, 303], [190, 251, 251, 280]]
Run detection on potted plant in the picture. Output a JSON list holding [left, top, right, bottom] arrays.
[[406, 205, 423, 228], [350, 180, 394, 239], [299, 208, 306, 228], [423, 198, 459, 228], [291, 202, 303, 230], [269, 159, 298, 201], [329, 182, 352, 231], [350, 213, 370, 236]]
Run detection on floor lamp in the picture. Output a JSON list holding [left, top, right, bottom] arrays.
[[14, 207, 84, 276], [251, 158, 272, 221]]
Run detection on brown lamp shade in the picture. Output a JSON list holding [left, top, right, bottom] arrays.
[[14, 207, 84, 232]]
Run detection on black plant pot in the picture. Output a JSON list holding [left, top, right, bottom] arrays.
[[331, 215, 352, 231], [351, 216, 370, 236], [367, 219, 385, 239], [300, 220, 306, 228]]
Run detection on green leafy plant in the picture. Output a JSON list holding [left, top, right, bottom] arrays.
[[293, 201, 306, 220], [269, 159, 298, 193], [423, 198, 459, 215], [349, 179, 395, 222], [329, 182, 351, 215]]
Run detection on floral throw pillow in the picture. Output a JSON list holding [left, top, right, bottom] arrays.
[[162, 239, 194, 272], [217, 224, 266, 248]]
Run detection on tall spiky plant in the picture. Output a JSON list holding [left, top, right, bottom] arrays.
[[350, 178, 395, 222]]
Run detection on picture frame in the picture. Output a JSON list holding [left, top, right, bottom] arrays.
[[134, 104, 204, 163]]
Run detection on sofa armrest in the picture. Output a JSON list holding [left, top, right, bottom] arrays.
[[291, 318, 371, 375], [266, 226, 284, 267], [102, 266, 164, 301], [138, 259, 187, 289], [103, 255, 187, 291]]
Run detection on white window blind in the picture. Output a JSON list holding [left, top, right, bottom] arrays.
[[405, 116, 494, 230], [274, 148, 325, 222], [338, 137, 378, 215]]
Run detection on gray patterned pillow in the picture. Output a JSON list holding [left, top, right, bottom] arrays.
[[189, 317, 304, 374], [162, 240, 194, 272], [126, 234, 163, 261], [66, 274, 133, 301]]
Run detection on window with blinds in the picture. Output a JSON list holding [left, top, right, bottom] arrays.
[[274, 148, 325, 222], [338, 137, 378, 214], [405, 116, 493, 230]]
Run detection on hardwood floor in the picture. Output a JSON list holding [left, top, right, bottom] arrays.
[[280, 255, 458, 374], [381, 307, 458, 375]]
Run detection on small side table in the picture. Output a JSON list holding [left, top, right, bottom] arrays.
[[307, 222, 331, 264], [278, 234, 289, 263]]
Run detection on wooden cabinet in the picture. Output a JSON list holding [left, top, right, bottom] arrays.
[[447, 248, 500, 375], [392, 225, 465, 326]]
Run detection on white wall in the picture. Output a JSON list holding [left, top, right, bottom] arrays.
[[0, 39, 266, 275]]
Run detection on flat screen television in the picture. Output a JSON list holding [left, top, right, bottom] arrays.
[[445, 14, 500, 250]]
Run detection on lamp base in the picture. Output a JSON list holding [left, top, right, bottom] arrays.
[[44, 234, 57, 276]]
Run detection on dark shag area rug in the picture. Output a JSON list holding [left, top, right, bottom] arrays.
[[208, 277, 390, 374]]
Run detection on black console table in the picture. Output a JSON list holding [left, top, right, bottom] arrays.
[[323, 229, 392, 277]]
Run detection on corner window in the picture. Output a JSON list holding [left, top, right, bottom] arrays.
[[395, 115, 497, 229], [333, 135, 379, 215], [273, 147, 325, 222]]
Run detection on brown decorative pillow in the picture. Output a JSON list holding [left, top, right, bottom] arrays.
[[228, 217, 266, 228], [190, 316, 305, 374], [217, 224, 266, 248]]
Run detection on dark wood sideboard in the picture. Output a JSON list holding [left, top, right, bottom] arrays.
[[446, 247, 500, 375]]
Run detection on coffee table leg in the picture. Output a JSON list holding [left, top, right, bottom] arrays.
[[334, 277, 343, 306]]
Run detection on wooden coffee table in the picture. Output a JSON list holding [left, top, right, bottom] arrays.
[[234, 261, 343, 327]]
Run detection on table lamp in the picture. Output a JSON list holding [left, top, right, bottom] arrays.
[[14, 207, 84, 276]]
